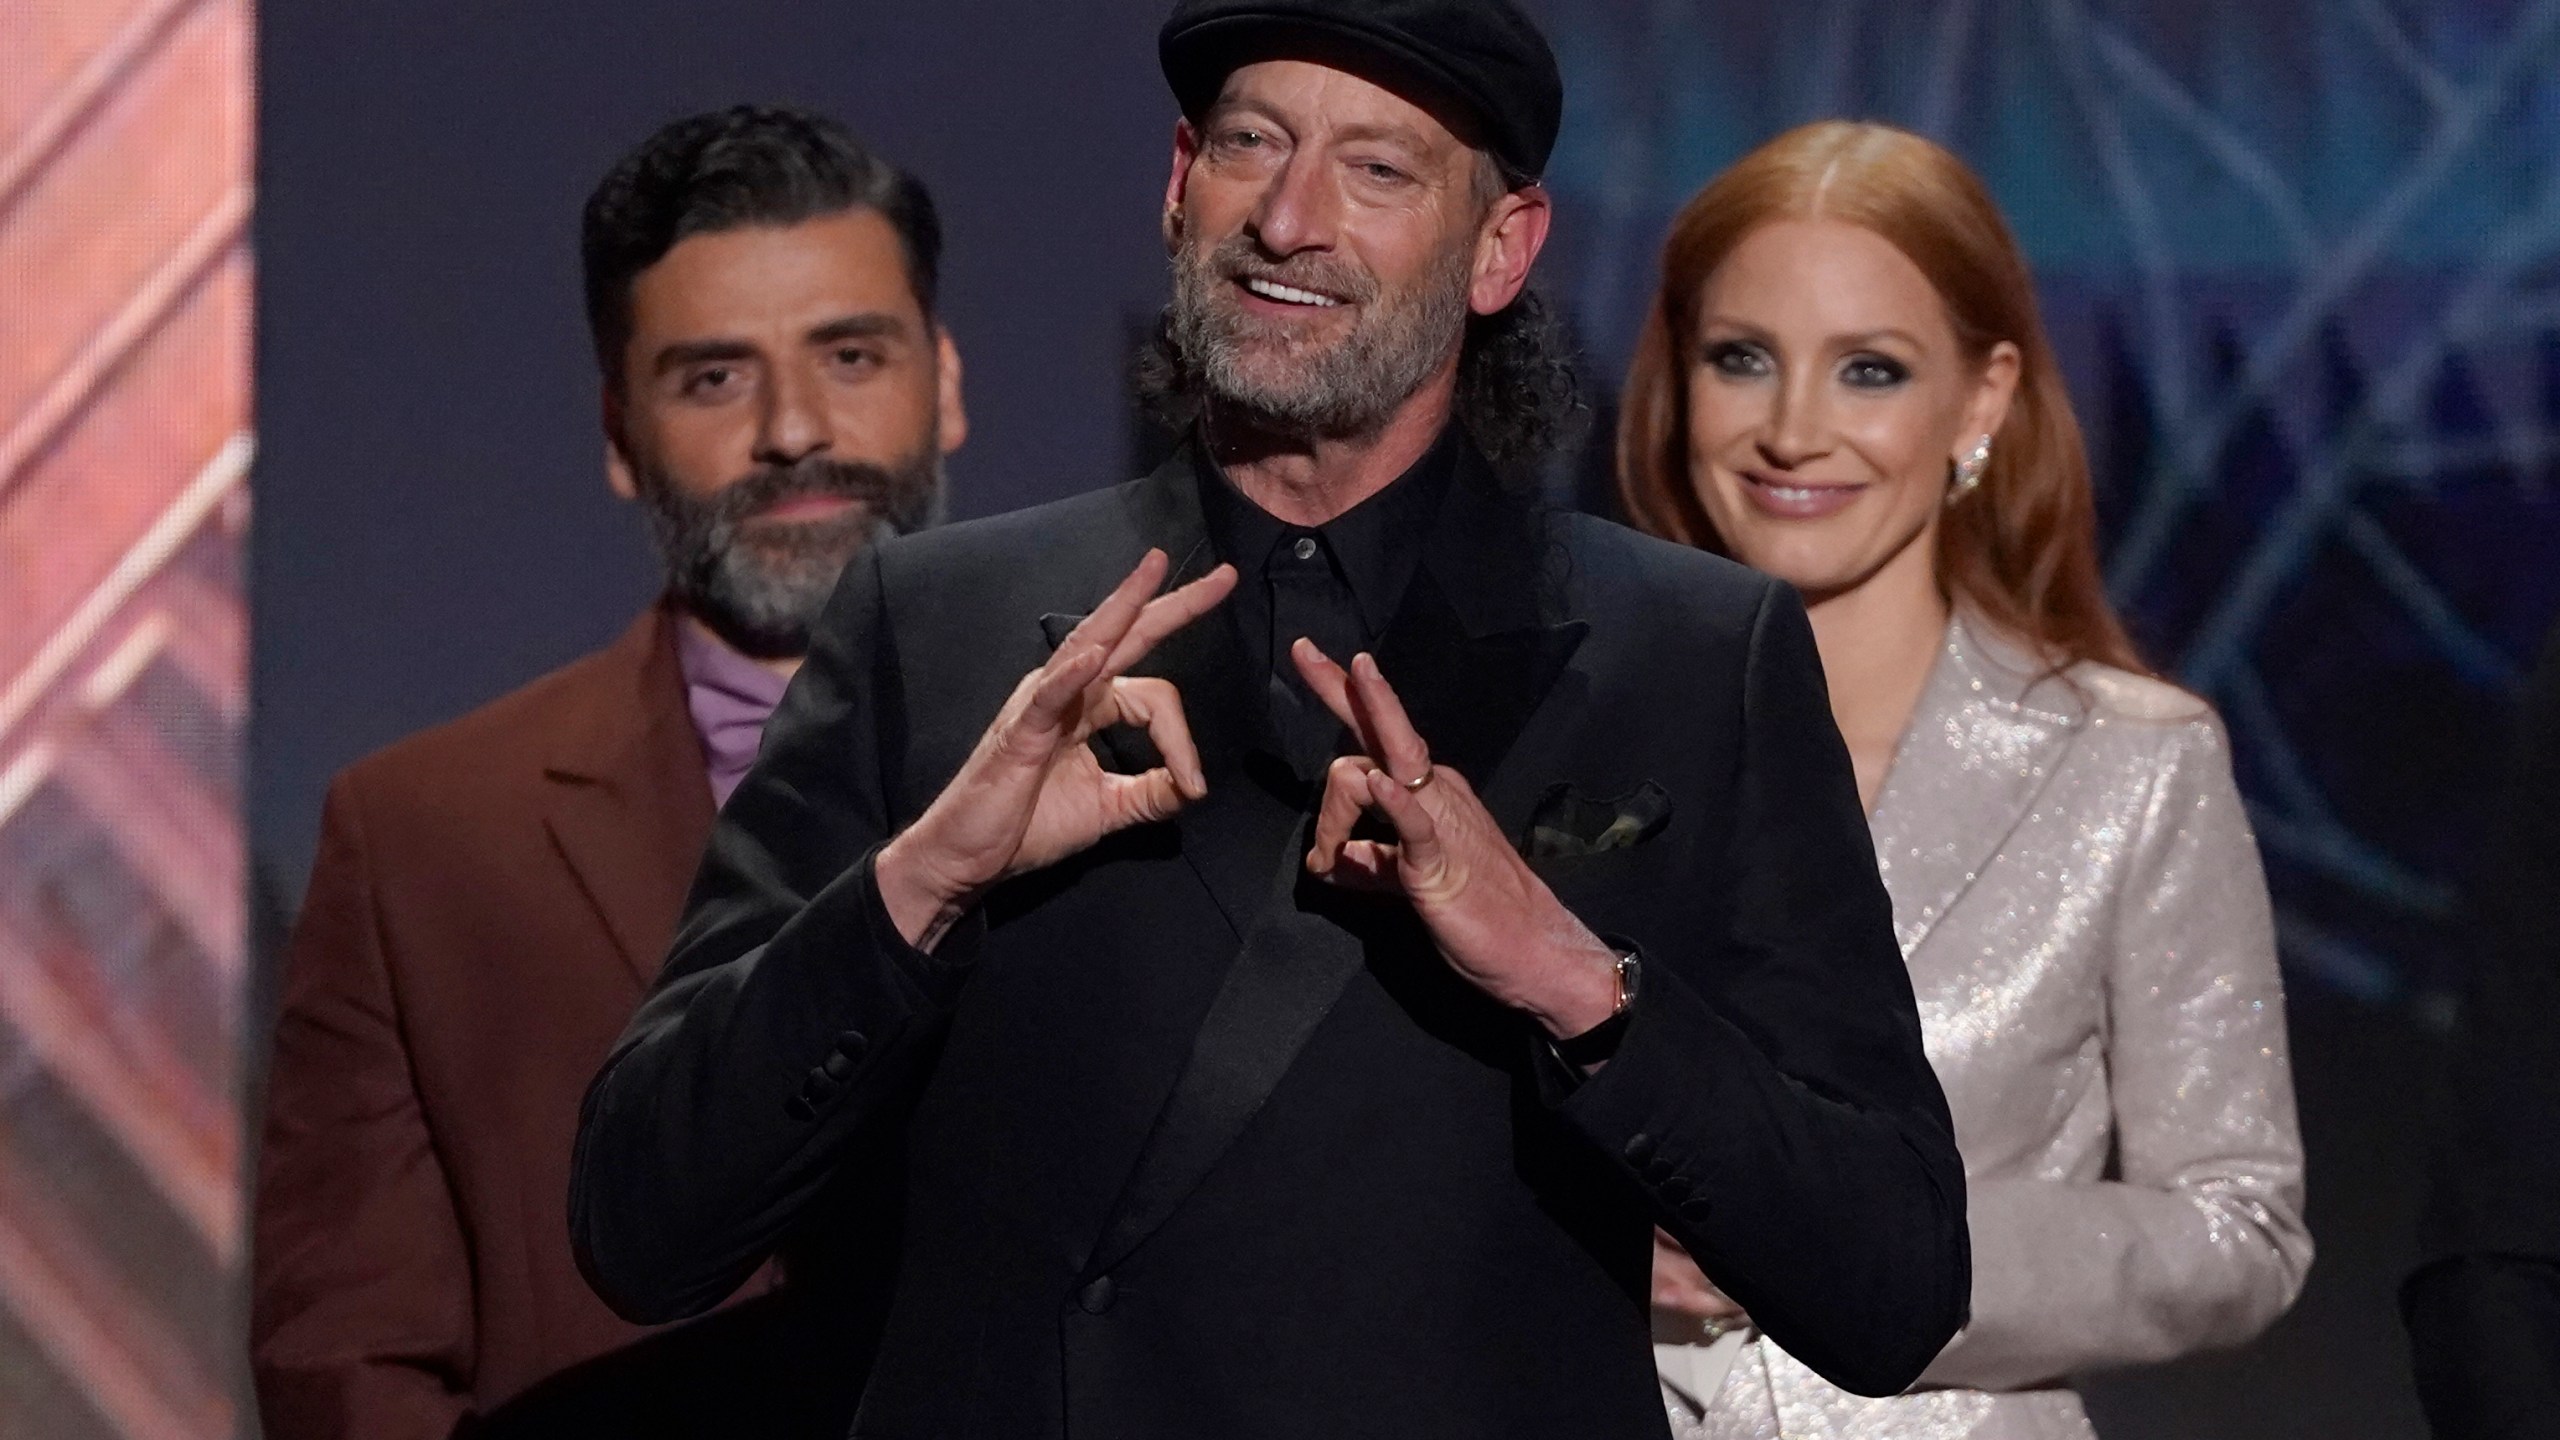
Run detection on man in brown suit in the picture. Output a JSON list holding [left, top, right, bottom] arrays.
[[251, 106, 965, 1439]]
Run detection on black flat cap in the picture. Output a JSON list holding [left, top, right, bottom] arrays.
[[1160, 0, 1563, 182]]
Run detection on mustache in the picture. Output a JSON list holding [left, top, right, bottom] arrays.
[[1202, 234, 1379, 307], [711, 455, 904, 528]]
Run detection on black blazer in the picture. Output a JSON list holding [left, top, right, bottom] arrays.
[[572, 443, 1969, 1440], [2403, 621, 2560, 1439]]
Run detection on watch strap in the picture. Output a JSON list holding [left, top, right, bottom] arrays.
[[1552, 949, 1639, 1066]]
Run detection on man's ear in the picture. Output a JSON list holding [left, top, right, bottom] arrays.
[[602, 384, 639, 501], [1164, 119, 1201, 253], [935, 325, 969, 456], [1470, 184, 1552, 317]]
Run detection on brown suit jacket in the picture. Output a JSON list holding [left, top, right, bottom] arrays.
[[252, 603, 869, 1439]]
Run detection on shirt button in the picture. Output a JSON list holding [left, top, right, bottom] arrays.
[[1077, 1276, 1116, 1314], [1292, 536, 1319, 561]]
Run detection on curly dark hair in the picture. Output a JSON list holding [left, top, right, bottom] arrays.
[[1134, 279, 1586, 475], [1453, 284, 1585, 468]]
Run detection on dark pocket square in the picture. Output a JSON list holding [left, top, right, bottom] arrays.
[[1521, 780, 1672, 859]]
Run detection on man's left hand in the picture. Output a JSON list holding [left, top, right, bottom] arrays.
[[1289, 640, 1622, 1041]]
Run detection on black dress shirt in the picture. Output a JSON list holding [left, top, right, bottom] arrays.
[[1193, 427, 1459, 778]]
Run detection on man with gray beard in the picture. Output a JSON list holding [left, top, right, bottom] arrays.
[[253, 107, 959, 1440], [1157, 205, 1474, 439], [576, 5, 1967, 1435], [634, 445, 943, 662]]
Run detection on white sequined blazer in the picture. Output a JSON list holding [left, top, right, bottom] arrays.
[[1673, 615, 2313, 1440]]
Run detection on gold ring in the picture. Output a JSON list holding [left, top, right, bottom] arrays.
[[1401, 766, 1435, 792]]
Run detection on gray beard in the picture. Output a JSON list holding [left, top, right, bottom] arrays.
[[1165, 229, 1474, 441], [632, 445, 944, 659]]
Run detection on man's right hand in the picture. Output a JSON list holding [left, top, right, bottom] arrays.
[[876, 549, 1238, 949], [1653, 1227, 1750, 1339]]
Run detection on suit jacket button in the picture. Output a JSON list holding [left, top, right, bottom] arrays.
[[1623, 1132, 1656, 1166], [819, 1031, 869, 1082], [1077, 1276, 1116, 1315], [1659, 1173, 1693, 1201]]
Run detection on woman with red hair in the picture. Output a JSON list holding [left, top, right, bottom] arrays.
[[1622, 121, 2312, 1438]]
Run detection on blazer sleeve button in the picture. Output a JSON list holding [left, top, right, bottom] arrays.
[[819, 1031, 869, 1082], [1077, 1276, 1116, 1315], [1622, 1132, 1656, 1166]]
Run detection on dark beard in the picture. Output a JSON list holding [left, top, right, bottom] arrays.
[[632, 446, 943, 659], [1162, 228, 1474, 441]]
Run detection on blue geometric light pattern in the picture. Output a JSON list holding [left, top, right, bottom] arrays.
[[1538, 0, 2560, 1014]]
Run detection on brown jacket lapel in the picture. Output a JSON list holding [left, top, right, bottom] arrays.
[[541, 603, 717, 990]]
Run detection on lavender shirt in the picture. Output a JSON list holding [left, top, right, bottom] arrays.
[[674, 621, 793, 808]]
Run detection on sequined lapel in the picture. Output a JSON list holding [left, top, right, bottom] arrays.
[[1865, 616, 2087, 959]]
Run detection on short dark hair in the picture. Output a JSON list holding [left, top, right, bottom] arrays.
[[581, 105, 942, 384]]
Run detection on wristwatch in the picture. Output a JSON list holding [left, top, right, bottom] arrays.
[[1552, 947, 1640, 1067]]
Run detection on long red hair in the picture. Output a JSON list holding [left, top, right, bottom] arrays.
[[1618, 120, 2143, 675]]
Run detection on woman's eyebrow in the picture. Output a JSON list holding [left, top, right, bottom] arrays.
[[1696, 317, 1927, 353]]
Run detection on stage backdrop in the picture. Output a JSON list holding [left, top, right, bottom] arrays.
[[0, 0, 254, 1437], [250, 3, 2560, 1439]]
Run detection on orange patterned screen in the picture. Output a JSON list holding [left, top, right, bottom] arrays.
[[0, 0, 253, 1437]]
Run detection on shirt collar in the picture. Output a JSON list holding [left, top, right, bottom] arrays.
[[1192, 423, 1462, 633], [673, 617, 793, 807]]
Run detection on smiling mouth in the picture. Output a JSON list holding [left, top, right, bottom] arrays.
[[1237, 275, 1346, 308], [1747, 474, 1858, 501], [1739, 470, 1867, 517]]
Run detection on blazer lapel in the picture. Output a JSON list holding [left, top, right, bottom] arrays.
[[1078, 813, 1340, 1280], [1867, 615, 2085, 959], [1076, 440, 1587, 1283], [1039, 449, 1285, 938], [1382, 447, 1587, 791], [541, 604, 717, 990]]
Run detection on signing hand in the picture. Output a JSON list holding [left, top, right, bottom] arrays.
[[877, 550, 1237, 948], [1653, 1228, 1749, 1338], [1289, 641, 1622, 1040]]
